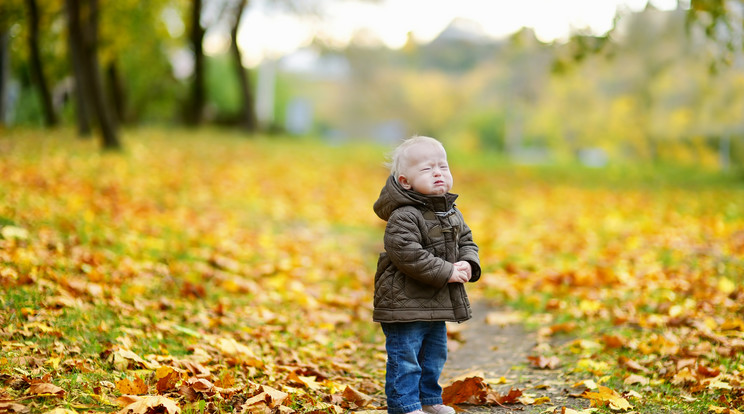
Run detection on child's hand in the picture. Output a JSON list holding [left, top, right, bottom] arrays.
[[448, 264, 469, 283], [454, 261, 472, 281]]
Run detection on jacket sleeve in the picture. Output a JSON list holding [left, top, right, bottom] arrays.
[[458, 217, 481, 283], [384, 208, 453, 288]]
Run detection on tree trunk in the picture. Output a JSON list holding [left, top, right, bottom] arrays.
[[187, 0, 205, 125], [0, 28, 9, 125], [26, 0, 58, 127], [66, 8, 91, 137], [231, 0, 257, 132], [107, 61, 126, 124], [66, 0, 121, 150]]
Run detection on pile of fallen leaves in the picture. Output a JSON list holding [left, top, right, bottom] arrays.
[[1, 129, 743, 413]]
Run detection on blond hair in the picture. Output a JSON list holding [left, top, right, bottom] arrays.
[[388, 136, 446, 178]]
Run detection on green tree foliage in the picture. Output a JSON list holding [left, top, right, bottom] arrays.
[[97, 0, 179, 123]]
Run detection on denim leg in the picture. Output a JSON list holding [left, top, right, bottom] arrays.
[[418, 322, 447, 406], [381, 322, 425, 414]]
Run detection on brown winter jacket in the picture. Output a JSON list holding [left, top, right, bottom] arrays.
[[372, 175, 481, 323]]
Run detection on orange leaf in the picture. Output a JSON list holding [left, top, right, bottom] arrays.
[[156, 371, 181, 394], [602, 335, 626, 349], [549, 322, 577, 334], [487, 388, 523, 405], [215, 372, 236, 388], [696, 364, 721, 378], [116, 377, 148, 395], [442, 376, 488, 405]]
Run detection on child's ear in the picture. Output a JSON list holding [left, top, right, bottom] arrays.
[[398, 175, 412, 190]]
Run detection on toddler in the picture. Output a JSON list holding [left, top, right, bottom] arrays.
[[373, 136, 481, 414]]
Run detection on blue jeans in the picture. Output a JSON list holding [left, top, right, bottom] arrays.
[[381, 321, 448, 414]]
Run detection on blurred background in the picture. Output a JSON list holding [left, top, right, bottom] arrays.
[[1, 0, 743, 169]]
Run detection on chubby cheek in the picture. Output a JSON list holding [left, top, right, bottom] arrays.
[[446, 176, 454, 191]]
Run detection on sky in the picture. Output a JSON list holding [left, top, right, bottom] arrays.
[[211, 0, 683, 67]]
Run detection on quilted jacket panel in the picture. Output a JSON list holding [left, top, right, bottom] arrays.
[[373, 175, 481, 323]]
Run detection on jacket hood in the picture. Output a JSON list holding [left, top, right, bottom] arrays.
[[373, 175, 458, 221]]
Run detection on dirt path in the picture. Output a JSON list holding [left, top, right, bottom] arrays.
[[441, 300, 591, 413]]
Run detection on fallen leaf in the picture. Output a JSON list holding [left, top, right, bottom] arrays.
[[110, 349, 153, 371], [486, 388, 523, 405], [118, 395, 180, 414], [176, 358, 211, 377], [442, 376, 489, 405], [188, 378, 214, 393], [213, 337, 263, 366], [287, 372, 323, 391], [624, 374, 649, 386], [527, 355, 561, 370], [602, 335, 626, 349], [0, 402, 29, 413], [342, 385, 372, 408], [518, 394, 550, 405], [574, 379, 599, 390], [532, 396, 551, 405], [618, 356, 650, 373], [261, 384, 289, 408], [550, 322, 578, 334], [116, 376, 148, 395], [697, 364, 721, 378], [28, 382, 65, 398], [671, 368, 697, 386], [583, 386, 633, 411], [242, 385, 289, 410], [704, 378, 732, 390], [155, 366, 183, 394], [116, 395, 142, 407]]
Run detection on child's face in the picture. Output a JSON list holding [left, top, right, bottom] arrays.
[[398, 143, 453, 195]]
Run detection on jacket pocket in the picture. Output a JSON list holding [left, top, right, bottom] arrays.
[[404, 274, 438, 300], [374, 254, 391, 291]]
